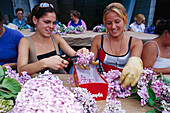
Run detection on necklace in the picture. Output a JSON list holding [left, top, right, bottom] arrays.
[[109, 34, 124, 67]]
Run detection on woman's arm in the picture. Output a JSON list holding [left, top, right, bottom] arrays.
[[142, 42, 170, 74], [55, 34, 76, 56], [67, 20, 71, 26], [2, 63, 17, 69], [131, 37, 143, 58], [81, 20, 87, 30], [153, 68, 170, 74], [141, 42, 158, 67], [90, 35, 101, 61]]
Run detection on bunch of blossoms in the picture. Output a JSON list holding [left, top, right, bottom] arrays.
[[137, 68, 164, 106], [76, 52, 94, 67], [93, 24, 106, 33], [102, 99, 125, 113], [161, 82, 170, 112], [74, 25, 85, 34], [5, 66, 31, 85], [11, 71, 83, 113], [102, 69, 132, 100], [71, 87, 99, 113]]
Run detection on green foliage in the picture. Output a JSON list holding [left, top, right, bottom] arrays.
[[146, 109, 156, 113], [0, 77, 21, 94], [163, 76, 170, 83], [148, 98, 155, 107], [0, 65, 21, 100], [0, 65, 21, 112], [0, 98, 14, 112], [148, 87, 156, 101]]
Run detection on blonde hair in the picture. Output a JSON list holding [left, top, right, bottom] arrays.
[[103, 3, 127, 25], [103, 3, 127, 33], [134, 14, 145, 23]]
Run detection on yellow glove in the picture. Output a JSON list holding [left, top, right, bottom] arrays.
[[119, 56, 143, 88], [77, 61, 99, 70]]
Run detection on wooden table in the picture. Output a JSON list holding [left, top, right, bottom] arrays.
[[33, 74, 153, 113], [19, 30, 158, 46]]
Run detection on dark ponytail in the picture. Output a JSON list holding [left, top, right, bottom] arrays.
[[154, 20, 170, 35]]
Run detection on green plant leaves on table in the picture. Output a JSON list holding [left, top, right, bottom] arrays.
[[146, 108, 156, 113], [0, 65, 5, 83], [0, 77, 21, 94], [163, 76, 170, 83], [148, 87, 156, 101], [148, 98, 155, 107], [0, 91, 17, 99], [131, 85, 137, 94]]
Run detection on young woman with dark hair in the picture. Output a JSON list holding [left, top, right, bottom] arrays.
[[142, 20, 170, 74], [17, 3, 89, 76]]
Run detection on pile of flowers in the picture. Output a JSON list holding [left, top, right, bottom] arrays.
[[11, 72, 83, 113], [71, 87, 125, 113], [102, 99, 125, 113], [102, 70, 132, 100], [71, 87, 99, 113], [93, 24, 106, 32], [133, 68, 170, 113], [66, 25, 85, 34]]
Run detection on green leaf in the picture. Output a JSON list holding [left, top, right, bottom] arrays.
[[148, 87, 156, 100], [148, 98, 155, 107], [163, 76, 170, 83], [3, 67, 7, 73], [148, 78, 152, 86], [0, 65, 4, 76], [146, 109, 156, 113], [0, 91, 17, 99], [154, 106, 163, 113], [156, 97, 161, 100], [0, 77, 21, 94], [131, 85, 137, 94]]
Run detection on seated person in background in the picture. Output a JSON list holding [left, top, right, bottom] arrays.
[[67, 10, 87, 30], [0, 11, 24, 69], [90, 3, 143, 88], [142, 20, 170, 74], [129, 13, 145, 32], [144, 17, 164, 34], [13, 8, 30, 29], [17, 3, 89, 76]]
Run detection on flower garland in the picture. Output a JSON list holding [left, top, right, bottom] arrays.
[[66, 25, 85, 34]]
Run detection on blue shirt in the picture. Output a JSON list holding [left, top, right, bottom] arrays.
[[0, 27, 24, 65], [70, 19, 82, 27], [12, 17, 30, 29]]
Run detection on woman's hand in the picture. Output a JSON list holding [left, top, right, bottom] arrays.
[[77, 47, 89, 56], [43, 55, 69, 70]]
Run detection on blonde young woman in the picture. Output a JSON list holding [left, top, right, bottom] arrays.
[[90, 3, 143, 87], [17, 3, 89, 76]]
